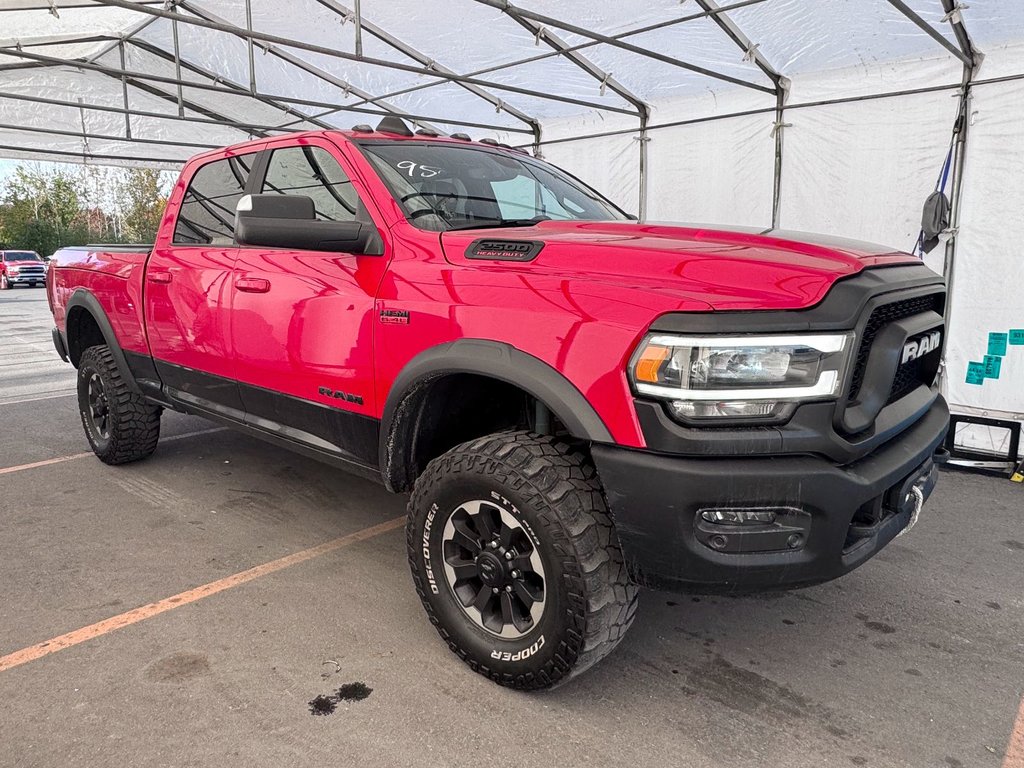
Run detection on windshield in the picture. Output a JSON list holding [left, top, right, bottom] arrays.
[[359, 142, 628, 232], [3, 251, 41, 261]]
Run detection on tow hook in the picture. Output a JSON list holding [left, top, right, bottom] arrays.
[[896, 484, 926, 538]]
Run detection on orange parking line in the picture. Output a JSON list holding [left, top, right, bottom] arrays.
[[1004, 696, 1024, 767], [0, 516, 404, 674], [0, 451, 92, 475], [0, 427, 227, 475]]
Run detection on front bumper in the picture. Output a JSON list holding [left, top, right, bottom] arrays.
[[593, 397, 949, 593], [5, 272, 46, 285]]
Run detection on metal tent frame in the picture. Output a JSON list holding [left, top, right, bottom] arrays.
[[0, 0, 984, 222], [0, 1, 983, 218]]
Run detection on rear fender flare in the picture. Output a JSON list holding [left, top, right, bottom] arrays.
[[64, 289, 143, 395]]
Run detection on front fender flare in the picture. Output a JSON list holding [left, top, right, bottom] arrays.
[[379, 339, 613, 491]]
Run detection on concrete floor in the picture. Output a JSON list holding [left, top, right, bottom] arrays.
[[1, 285, 1022, 768]]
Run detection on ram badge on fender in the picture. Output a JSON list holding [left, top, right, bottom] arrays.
[[46, 116, 948, 690]]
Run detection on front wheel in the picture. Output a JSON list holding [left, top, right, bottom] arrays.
[[0, 274, 10, 290], [407, 431, 638, 690], [77, 345, 162, 465]]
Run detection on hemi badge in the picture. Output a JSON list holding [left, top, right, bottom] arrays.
[[380, 309, 409, 325]]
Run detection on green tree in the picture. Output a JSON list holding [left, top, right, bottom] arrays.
[[0, 162, 172, 253], [116, 168, 170, 243], [0, 164, 84, 254]]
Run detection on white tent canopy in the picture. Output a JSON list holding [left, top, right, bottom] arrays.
[[2, 0, 1024, 441]]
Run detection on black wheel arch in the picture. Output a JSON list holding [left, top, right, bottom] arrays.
[[64, 289, 143, 395], [379, 339, 613, 492]]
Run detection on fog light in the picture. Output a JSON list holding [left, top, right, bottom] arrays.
[[699, 507, 778, 525], [669, 400, 784, 420]]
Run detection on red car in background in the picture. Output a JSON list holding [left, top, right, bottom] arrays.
[[0, 250, 47, 289]]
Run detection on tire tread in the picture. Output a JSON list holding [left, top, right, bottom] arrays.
[[407, 430, 638, 690], [78, 345, 161, 465]]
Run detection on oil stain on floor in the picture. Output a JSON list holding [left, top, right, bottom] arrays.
[[308, 682, 373, 716], [144, 652, 211, 683]]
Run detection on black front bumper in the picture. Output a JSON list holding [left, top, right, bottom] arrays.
[[593, 397, 949, 593]]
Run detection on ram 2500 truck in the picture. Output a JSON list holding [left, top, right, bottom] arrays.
[[1, 250, 47, 289], [47, 118, 948, 689]]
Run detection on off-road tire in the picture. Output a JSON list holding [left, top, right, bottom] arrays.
[[407, 431, 638, 690], [77, 345, 162, 465]]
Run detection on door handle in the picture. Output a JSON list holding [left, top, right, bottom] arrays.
[[235, 277, 271, 293], [147, 271, 172, 284]]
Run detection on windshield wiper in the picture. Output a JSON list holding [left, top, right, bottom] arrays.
[[446, 216, 551, 231]]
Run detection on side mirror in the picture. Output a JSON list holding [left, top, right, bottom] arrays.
[[235, 194, 382, 254]]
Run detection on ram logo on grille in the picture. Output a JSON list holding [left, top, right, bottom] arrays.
[[901, 330, 942, 364]]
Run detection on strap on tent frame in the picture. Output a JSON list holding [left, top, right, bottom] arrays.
[[914, 112, 964, 257]]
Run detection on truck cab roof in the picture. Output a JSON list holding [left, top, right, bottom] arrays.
[[188, 121, 524, 166]]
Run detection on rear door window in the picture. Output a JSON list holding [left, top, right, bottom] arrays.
[[173, 153, 257, 245], [260, 146, 360, 223]]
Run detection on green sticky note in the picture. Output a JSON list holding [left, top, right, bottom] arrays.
[[984, 355, 1002, 379], [988, 332, 1008, 356], [966, 361, 986, 385], [1009, 329, 1024, 346]]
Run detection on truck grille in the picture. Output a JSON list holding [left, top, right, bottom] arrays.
[[848, 292, 944, 404], [15, 266, 45, 277]]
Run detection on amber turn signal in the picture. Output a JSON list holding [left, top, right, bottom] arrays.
[[633, 344, 670, 383]]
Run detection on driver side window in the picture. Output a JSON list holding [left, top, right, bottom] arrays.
[[261, 146, 360, 223]]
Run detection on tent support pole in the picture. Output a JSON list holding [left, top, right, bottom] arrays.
[[475, 0, 774, 94], [311, 0, 541, 137], [0, 142, 183, 166], [0, 89, 283, 136], [118, 40, 132, 139], [638, 115, 649, 220], [937, 0, 979, 395], [885, 0, 972, 66], [244, 0, 256, 94], [0, 120, 221, 150], [0, 45, 533, 135], [171, 15, 184, 117], [336, 0, 771, 111], [772, 86, 785, 227], [89, 0, 641, 117], [353, 0, 363, 57]]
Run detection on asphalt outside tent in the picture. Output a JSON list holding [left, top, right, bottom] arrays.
[[1, 0, 1022, 453]]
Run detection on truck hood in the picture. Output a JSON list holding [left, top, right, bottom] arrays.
[[440, 221, 919, 311]]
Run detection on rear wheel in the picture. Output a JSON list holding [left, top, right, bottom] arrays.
[[77, 345, 162, 465], [407, 431, 638, 689]]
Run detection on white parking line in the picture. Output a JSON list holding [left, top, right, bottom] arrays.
[[0, 391, 75, 407], [0, 427, 228, 475]]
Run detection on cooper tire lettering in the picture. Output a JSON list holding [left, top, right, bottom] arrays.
[[406, 431, 637, 690], [490, 635, 545, 663]]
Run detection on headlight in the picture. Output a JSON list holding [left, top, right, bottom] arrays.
[[629, 334, 853, 423], [7, 267, 19, 275]]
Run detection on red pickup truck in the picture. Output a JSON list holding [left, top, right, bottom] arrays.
[[1, 250, 48, 289], [47, 118, 948, 689]]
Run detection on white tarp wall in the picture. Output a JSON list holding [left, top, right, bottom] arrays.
[[0, 0, 1022, 446], [540, 2, 1024, 445]]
